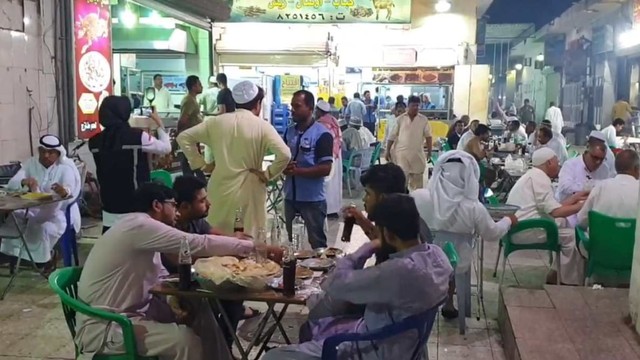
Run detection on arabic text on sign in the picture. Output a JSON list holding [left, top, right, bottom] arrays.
[[267, 0, 356, 9], [276, 12, 346, 21]]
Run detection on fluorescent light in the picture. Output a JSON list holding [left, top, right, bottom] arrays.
[[514, 63, 523, 71], [120, 8, 137, 28], [619, 28, 640, 49], [536, 53, 544, 62], [435, 0, 452, 13], [23, 17, 30, 26]]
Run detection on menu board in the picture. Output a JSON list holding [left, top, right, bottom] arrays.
[[371, 68, 454, 84], [73, 0, 112, 139]]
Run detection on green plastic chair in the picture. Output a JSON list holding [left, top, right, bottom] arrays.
[[441, 141, 452, 152], [486, 195, 500, 205], [370, 142, 382, 166], [150, 170, 173, 187], [493, 218, 561, 286], [443, 241, 458, 269], [48, 267, 158, 360], [575, 211, 636, 285]]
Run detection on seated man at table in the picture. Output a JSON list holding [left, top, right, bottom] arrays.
[[75, 183, 268, 360], [556, 134, 614, 203], [0, 134, 81, 271], [343, 163, 433, 254], [577, 149, 640, 230], [536, 127, 568, 165], [264, 194, 452, 360], [506, 148, 589, 285], [463, 124, 492, 161], [168, 175, 250, 349]]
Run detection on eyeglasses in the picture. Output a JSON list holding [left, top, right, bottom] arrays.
[[162, 200, 177, 208]]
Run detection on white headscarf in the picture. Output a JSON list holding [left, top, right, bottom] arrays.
[[424, 150, 480, 228], [39, 135, 82, 198]]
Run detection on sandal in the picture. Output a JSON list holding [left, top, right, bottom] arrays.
[[441, 307, 459, 320], [242, 307, 261, 320]]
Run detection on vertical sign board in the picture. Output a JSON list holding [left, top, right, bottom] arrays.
[[73, 0, 113, 139]]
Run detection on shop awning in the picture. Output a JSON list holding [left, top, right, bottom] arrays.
[[131, 0, 227, 30]]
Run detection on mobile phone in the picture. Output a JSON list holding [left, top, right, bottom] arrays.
[[139, 106, 153, 117]]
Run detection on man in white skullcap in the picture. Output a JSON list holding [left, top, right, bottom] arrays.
[[199, 76, 219, 115], [556, 130, 616, 203], [0, 135, 81, 270], [507, 147, 589, 285], [315, 100, 343, 215], [178, 80, 291, 235]]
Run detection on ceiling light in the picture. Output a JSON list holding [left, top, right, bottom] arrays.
[[120, 8, 138, 28], [514, 63, 523, 71], [435, 0, 452, 13], [23, 17, 30, 26], [536, 53, 544, 62]]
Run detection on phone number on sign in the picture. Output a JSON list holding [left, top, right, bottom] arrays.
[[276, 13, 348, 21]]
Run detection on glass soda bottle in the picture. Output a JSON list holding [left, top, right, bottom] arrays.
[[178, 236, 192, 291], [341, 203, 357, 242], [233, 208, 244, 233], [282, 242, 297, 297]]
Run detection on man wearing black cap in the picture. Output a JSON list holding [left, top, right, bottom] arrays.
[[0, 135, 82, 269]]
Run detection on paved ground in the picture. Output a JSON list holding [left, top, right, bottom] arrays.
[[0, 190, 556, 360]]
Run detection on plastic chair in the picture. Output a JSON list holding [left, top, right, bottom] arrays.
[[343, 148, 373, 197], [342, 151, 362, 198], [370, 142, 382, 166], [441, 141, 452, 152], [48, 267, 158, 360], [320, 301, 443, 360], [150, 170, 173, 187], [443, 241, 459, 269], [60, 162, 87, 267], [492, 218, 561, 286], [429, 121, 450, 140], [575, 211, 636, 285]]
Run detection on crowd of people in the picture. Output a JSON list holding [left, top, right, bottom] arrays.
[[1, 74, 639, 360]]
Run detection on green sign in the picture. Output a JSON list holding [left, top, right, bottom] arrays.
[[225, 0, 411, 24]]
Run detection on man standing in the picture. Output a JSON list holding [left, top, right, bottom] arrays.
[[338, 96, 349, 119], [145, 74, 174, 112], [215, 73, 236, 114], [601, 118, 625, 149], [327, 96, 340, 119], [386, 95, 432, 191], [344, 92, 367, 123], [612, 97, 633, 122], [518, 98, 535, 123], [544, 102, 564, 134], [283, 90, 333, 249], [177, 75, 205, 180], [177, 81, 291, 235], [199, 76, 219, 115], [362, 90, 377, 135]]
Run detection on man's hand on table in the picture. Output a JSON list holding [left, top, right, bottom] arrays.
[[21, 178, 38, 192], [51, 183, 69, 198]]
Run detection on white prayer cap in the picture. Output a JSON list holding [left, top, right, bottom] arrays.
[[316, 100, 331, 113], [349, 117, 363, 126], [588, 130, 606, 142], [532, 147, 557, 166], [232, 81, 259, 104], [208, 76, 216, 84], [338, 118, 347, 127]]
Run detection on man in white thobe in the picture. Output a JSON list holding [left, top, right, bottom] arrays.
[[341, 117, 367, 153], [577, 149, 640, 229], [536, 127, 568, 165], [0, 135, 81, 266], [145, 74, 174, 112], [75, 183, 275, 360], [556, 135, 615, 203], [199, 76, 219, 116], [457, 120, 479, 154], [177, 81, 291, 235], [601, 118, 626, 149], [386, 95, 432, 191], [544, 102, 564, 134], [507, 148, 589, 285]]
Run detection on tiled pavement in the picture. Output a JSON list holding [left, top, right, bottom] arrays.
[[0, 193, 558, 360]]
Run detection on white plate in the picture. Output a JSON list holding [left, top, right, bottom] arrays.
[[78, 51, 111, 93], [300, 258, 335, 271]]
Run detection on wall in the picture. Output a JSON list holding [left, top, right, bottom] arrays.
[[0, 0, 58, 163]]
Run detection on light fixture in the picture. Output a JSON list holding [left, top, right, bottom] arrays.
[[488, 74, 493, 80], [120, 8, 138, 28], [23, 17, 30, 26], [536, 53, 544, 62], [149, 10, 161, 21], [619, 28, 640, 49], [514, 63, 523, 71], [435, 0, 452, 13]]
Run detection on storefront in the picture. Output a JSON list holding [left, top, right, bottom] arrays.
[[72, 0, 216, 140]]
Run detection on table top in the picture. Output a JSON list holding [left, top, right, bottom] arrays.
[[150, 282, 310, 305], [0, 193, 68, 212]]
